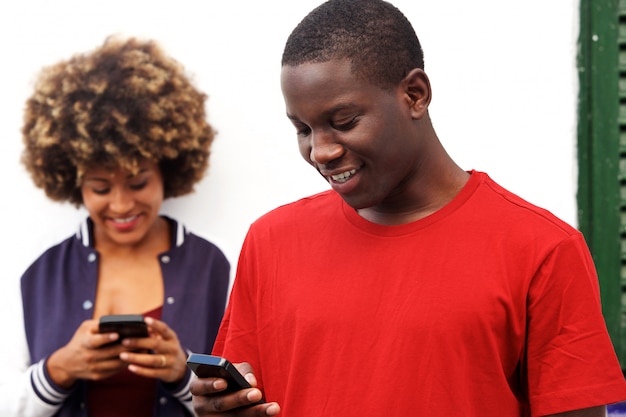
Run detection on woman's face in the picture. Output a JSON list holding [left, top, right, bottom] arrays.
[[80, 160, 165, 249]]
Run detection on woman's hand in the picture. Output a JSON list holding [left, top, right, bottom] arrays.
[[119, 317, 188, 384], [190, 362, 280, 416], [47, 319, 128, 388]]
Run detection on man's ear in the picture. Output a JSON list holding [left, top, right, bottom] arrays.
[[402, 68, 431, 119]]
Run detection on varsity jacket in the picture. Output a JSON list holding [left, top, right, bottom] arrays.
[[8, 217, 229, 417]]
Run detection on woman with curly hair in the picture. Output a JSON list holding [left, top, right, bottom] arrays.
[[3, 36, 230, 417]]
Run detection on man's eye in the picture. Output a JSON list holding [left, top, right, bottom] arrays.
[[333, 117, 358, 131], [296, 126, 311, 137]]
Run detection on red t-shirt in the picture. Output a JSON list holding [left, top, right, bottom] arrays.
[[214, 171, 626, 416], [87, 306, 162, 417]]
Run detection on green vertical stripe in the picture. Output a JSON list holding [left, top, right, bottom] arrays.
[[578, 0, 624, 366]]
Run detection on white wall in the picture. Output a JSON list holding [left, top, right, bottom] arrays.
[[0, 0, 579, 295]]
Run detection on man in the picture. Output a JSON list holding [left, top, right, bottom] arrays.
[[190, 0, 626, 415]]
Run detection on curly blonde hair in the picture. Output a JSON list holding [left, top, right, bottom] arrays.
[[22, 36, 215, 205]]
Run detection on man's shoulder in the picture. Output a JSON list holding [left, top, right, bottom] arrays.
[[251, 189, 339, 227], [476, 172, 579, 236], [263, 189, 336, 215]]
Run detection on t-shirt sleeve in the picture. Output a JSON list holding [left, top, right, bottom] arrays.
[[212, 229, 264, 390], [526, 233, 626, 416]]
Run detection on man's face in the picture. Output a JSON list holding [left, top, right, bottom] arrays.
[[281, 59, 422, 212]]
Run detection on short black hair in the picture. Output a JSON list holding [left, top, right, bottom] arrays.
[[282, 0, 424, 89]]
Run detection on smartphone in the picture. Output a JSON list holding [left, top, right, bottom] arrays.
[[187, 354, 264, 404], [99, 314, 149, 340]]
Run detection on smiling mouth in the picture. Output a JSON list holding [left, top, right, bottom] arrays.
[[330, 169, 357, 183], [112, 215, 139, 224]]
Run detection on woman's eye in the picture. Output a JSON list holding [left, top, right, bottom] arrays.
[[129, 180, 148, 191], [92, 188, 110, 195]]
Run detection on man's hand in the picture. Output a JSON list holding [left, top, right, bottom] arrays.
[[190, 362, 280, 416]]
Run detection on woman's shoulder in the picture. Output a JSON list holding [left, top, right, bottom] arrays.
[[21, 219, 93, 281], [163, 216, 229, 263]]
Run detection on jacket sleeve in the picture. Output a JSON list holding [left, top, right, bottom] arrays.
[[161, 365, 195, 415], [0, 284, 68, 417]]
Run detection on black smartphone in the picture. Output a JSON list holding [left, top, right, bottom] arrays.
[[99, 314, 149, 340], [187, 354, 264, 404]]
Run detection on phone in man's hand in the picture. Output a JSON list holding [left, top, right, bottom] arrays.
[[187, 353, 265, 404]]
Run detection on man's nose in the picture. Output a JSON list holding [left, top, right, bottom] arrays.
[[310, 131, 344, 165]]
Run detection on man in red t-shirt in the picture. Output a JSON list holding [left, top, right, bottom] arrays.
[[190, 1, 626, 416]]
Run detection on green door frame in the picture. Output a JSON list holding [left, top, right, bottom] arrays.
[[577, 0, 624, 365]]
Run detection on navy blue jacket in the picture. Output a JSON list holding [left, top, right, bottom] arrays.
[[21, 217, 230, 416]]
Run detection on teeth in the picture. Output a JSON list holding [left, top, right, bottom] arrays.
[[331, 169, 356, 183], [113, 215, 137, 224]]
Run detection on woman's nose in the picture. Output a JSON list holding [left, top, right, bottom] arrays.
[[109, 188, 135, 213]]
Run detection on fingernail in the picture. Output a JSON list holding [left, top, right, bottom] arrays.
[[246, 389, 262, 402], [244, 373, 257, 385], [266, 403, 280, 415]]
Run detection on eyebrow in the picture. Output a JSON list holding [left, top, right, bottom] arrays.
[[286, 103, 358, 122]]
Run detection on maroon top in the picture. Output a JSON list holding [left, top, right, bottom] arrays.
[[87, 306, 163, 417]]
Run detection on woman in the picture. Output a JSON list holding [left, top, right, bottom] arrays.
[[4, 36, 230, 416]]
